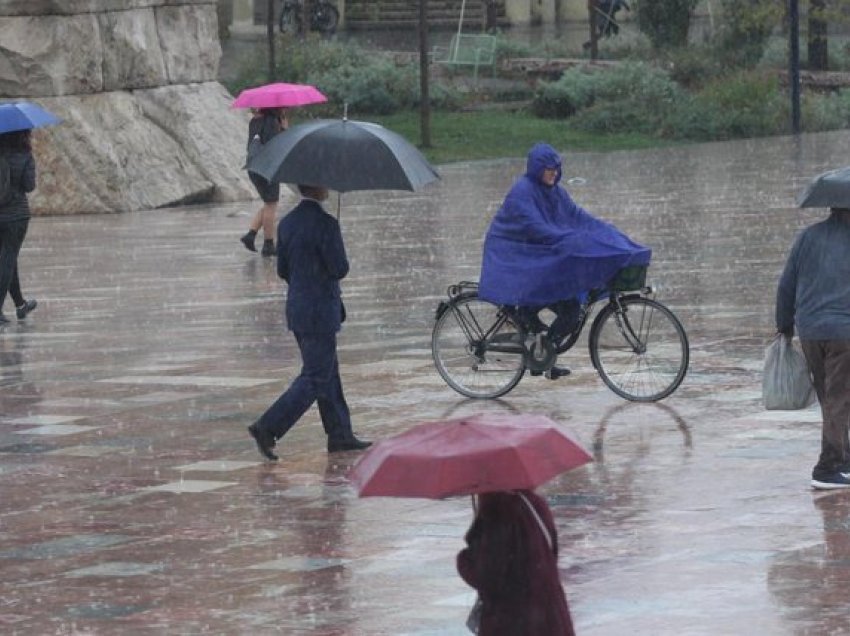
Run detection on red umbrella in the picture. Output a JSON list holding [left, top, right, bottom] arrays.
[[349, 413, 592, 499], [231, 82, 327, 109]]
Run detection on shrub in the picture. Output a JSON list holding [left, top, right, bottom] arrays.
[[714, 0, 782, 68], [635, 0, 698, 50], [661, 70, 785, 140], [532, 66, 599, 118], [534, 61, 683, 132], [663, 46, 725, 89], [802, 89, 850, 132]]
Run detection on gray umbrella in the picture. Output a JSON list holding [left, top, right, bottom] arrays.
[[797, 166, 850, 208], [247, 118, 440, 193]]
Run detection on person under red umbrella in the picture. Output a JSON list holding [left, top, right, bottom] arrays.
[[457, 489, 576, 636]]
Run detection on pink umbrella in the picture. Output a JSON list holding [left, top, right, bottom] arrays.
[[231, 82, 327, 109]]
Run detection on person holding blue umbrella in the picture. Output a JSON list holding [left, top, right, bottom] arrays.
[[0, 102, 60, 323]]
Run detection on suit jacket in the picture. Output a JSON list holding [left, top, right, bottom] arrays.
[[277, 198, 349, 333]]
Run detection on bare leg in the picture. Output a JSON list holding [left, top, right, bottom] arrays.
[[259, 202, 277, 238]]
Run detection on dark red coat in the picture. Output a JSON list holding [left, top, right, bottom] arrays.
[[457, 490, 576, 636]]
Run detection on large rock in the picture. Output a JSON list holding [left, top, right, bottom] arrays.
[[0, 0, 258, 214], [99, 9, 168, 91], [135, 82, 258, 204], [0, 14, 104, 97], [156, 4, 221, 84], [0, 1, 212, 16], [24, 79, 266, 214], [0, 4, 219, 96]]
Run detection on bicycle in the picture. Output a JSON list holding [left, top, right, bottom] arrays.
[[431, 266, 689, 402], [278, 0, 339, 36]]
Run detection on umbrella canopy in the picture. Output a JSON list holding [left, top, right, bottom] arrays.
[[349, 413, 592, 499], [247, 118, 440, 193], [232, 82, 327, 109], [797, 166, 850, 208], [0, 102, 61, 134]]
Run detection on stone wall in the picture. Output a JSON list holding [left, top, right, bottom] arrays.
[[0, 0, 261, 214]]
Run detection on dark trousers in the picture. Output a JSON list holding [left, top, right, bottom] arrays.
[[518, 299, 581, 343], [801, 339, 850, 479], [257, 331, 354, 443], [0, 219, 28, 312]]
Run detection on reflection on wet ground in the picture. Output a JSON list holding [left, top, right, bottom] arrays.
[[1, 130, 849, 634]]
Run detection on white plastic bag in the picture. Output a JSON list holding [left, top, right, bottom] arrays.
[[763, 335, 815, 410]]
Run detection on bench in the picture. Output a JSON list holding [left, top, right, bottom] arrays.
[[432, 33, 497, 81]]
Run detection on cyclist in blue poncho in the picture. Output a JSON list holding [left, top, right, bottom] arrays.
[[479, 143, 651, 377]]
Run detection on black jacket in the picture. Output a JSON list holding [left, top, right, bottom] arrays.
[[0, 150, 36, 223]]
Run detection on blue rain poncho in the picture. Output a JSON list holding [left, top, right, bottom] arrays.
[[479, 143, 651, 306]]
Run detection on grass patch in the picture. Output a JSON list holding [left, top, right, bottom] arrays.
[[369, 111, 676, 164]]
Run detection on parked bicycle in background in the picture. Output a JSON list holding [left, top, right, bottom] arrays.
[[278, 0, 339, 36]]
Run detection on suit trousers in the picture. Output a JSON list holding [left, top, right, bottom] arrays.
[[258, 331, 354, 443], [801, 339, 850, 479]]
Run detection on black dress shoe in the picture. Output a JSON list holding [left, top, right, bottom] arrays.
[[327, 437, 372, 453], [248, 423, 278, 461], [16, 299, 37, 320]]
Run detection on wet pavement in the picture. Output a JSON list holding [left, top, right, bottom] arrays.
[[2, 130, 850, 635]]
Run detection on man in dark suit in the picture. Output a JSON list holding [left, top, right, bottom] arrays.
[[248, 184, 371, 461]]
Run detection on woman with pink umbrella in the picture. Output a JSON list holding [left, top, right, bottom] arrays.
[[232, 82, 327, 257]]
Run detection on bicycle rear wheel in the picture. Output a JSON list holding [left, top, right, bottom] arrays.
[[589, 296, 688, 402], [432, 296, 525, 399], [278, 3, 299, 34], [312, 3, 339, 34]]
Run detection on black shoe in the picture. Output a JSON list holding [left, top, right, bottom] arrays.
[[16, 299, 37, 320], [248, 423, 278, 461], [260, 240, 277, 257], [327, 437, 372, 453], [0, 313, 8, 324], [240, 231, 258, 252], [544, 366, 571, 380]]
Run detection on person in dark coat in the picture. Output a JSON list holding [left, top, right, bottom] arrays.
[[0, 129, 38, 324], [248, 184, 371, 460], [241, 107, 288, 257], [457, 490, 576, 636], [776, 207, 850, 489]]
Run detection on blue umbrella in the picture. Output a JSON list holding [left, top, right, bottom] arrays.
[[0, 102, 61, 134]]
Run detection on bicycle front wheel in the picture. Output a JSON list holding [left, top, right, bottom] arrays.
[[432, 296, 525, 399], [589, 297, 688, 402]]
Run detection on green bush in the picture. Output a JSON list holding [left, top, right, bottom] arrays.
[[635, 0, 698, 50], [533, 61, 683, 132], [532, 66, 599, 118], [714, 0, 781, 68], [802, 89, 850, 132], [664, 46, 725, 89], [662, 71, 785, 140]]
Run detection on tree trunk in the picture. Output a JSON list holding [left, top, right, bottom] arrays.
[[303, 0, 313, 33], [807, 0, 828, 70], [267, 0, 276, 80], [586, 0, 598, 59], [419, 0, 432, 148]]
